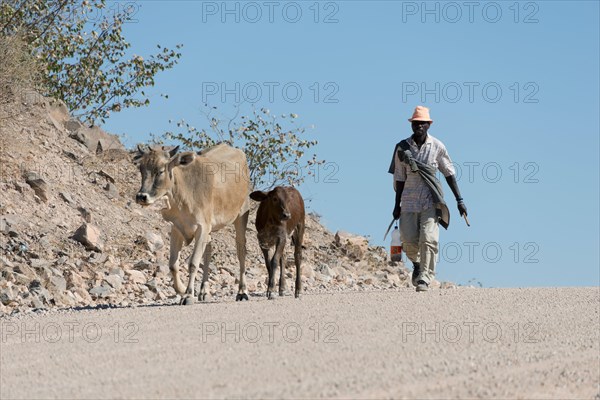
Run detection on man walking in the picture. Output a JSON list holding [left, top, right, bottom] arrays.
[[388, 106, 467, 292]]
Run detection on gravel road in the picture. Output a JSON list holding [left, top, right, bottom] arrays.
[[1, 287, 599, 399]]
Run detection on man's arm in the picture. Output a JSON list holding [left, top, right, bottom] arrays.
[[391, 145, 407, 220], [445, 175, 467, 217], [393, 181, 405, 219], [437, 144, 468, 218]]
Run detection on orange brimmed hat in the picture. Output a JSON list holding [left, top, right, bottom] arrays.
[[408, 106, 433, 123]]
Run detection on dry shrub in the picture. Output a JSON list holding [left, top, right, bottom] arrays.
[[0, 34, 42, 118]]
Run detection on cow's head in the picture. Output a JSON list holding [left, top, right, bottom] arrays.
[[133, 145, 195, 206], [250, 187, 292, 221]]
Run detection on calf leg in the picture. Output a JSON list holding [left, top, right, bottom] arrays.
[[279, 252, 286, 296], [269, 238, 285, 300], [293, 224, 305, 298], [169, 228, 185, 295], [262, 247, 272, 299], [198, 241, 212, 301], [267, 255, 277, 300], [234, 210, 249, 301]]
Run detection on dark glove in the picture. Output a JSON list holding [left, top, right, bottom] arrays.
[[457, 200, 467, 217], [393, 205, 401, 220]]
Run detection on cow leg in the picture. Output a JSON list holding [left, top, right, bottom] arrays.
[[234, 211, 249, 301], [198, 241, 212, 302], [293, 224, 305, 299], [182, 228, 209, 306], [169, 228, 186, 296]]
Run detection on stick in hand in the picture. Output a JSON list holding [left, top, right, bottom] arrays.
[[462, 214, 470, 227]]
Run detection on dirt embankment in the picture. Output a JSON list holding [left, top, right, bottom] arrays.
[[0, 92, 454, 315]]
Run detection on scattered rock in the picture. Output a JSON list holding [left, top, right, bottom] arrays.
[[50, 275, 67, 292], [440, 282, 457, 290], [77, 207, 92, 223], [13, 182, 30, 194], [47, 97, 69, 121], [30, 296, 44, 309], [87, 252, 108, 265], [104, 182, 118, 199], [64, 118, 83, 132], [133, 260, 152, 270], [71, 223, 103, 252], [62, 150, 79, 162], [69, 124, 125, 153], [24, 173, 48, 203], [73, 287, 93, 303], [145, 279, 158, 292], [30, 258, 50, 269], [143, 231, 164, 253], [301, 265, 315, 279], [59, 192, 75, 205], [334, 231, 369, 260], [28, 280, 52, 304], [98, 170, 116, 184], [154, 263, 170, 277], [0, 286, 16, 305], [67, 271, 85, 289], [126, 270, 146, 285], [104, 274, 123, 290], [89, 285, 112, 298], [316, 264, 333, 276]]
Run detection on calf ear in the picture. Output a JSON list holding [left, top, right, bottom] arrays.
[[169, 151, 196, 169], [250, 191, 268, 202]]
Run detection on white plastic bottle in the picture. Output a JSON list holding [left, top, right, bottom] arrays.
[[390, 226, 402, 262]]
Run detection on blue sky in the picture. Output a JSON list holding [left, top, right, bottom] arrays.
[[103, 1, 599, 288]]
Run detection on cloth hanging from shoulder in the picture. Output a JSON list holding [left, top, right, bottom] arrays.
[[388, 140, 450, 229]]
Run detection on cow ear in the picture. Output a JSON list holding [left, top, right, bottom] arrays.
[[168, 145, 180, 158], [250, 191, 268, 202], [169, 151, 195, 169]]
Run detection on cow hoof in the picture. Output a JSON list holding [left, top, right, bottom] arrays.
[[267, 293, 275, 300], [236, 293, 249, 301], [181, 296, 195, 306], [279, 291, 284, 297], [295, 293, 300, 299], [198, 292, 207, 302]]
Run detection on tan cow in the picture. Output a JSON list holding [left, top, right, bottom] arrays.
[[134, 143, 250, 305]]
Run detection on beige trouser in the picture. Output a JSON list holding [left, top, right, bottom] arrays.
[[400, 206, 439, 284]]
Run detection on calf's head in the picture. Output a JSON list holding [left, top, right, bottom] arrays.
[[133, 145, 195, 206], [250, 187, 292, 221]]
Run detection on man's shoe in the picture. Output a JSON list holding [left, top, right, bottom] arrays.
[[411, 264, 421, 287], [416, 280, 429, 292]]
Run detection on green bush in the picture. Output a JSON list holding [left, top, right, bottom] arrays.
[[0, 0, 181, 124], [163, 106, 325, 189]]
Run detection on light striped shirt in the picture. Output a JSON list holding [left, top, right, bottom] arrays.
[[393, 134, 455, 213]]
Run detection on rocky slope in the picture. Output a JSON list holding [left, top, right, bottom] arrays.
[[0, 92, 451, 316]]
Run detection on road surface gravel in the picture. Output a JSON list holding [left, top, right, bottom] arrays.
[[1, 287, 599, 399]]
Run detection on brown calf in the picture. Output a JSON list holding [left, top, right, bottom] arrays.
[[250, 186, 305, 299]]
